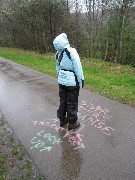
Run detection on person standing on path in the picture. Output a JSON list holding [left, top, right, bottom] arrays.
[[53, 33, 84, 130]]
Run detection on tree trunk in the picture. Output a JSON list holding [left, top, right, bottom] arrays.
[[114, 3, 126, 62], [104, 21, 109, 61]]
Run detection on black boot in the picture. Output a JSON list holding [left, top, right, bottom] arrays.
[[60, 117, 68, 127], [68, 121, 80, 130]]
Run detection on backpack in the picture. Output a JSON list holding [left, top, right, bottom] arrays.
[[56, 48, 79, 86]]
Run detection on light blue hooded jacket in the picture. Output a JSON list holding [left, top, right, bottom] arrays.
[[53, 33, 84, 88]]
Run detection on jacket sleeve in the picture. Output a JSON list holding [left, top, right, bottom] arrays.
[[70, 48, 84, 88]]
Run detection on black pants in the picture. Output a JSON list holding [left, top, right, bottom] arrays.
[[57, 84, 80, 124]]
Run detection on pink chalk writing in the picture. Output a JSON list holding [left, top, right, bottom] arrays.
[[63, 131, 85, 150], [78, 101, 115, 135], [31, 100, 116, 152]]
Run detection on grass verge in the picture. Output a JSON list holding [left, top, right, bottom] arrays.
[[0, 47, 134, 107], [0, 112, 45, 180]]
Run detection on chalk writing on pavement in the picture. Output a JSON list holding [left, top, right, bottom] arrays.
[[30, 130, 63, 152], [78, 101, 115, 136], [31, 101, 115, 152], [32, 118, 86, 151]]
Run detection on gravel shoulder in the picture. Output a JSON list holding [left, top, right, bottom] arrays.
[[0, 111, 45, 180]]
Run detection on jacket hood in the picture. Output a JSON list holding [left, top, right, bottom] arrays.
[[53, 33, 70, 51]]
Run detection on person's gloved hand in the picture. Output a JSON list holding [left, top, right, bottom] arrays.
[[82, 80, 84, 88]]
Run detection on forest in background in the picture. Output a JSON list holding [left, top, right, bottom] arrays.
[[0, 0, 135, 67]]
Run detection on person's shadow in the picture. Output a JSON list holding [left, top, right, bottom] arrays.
[[58, 130, 83, 180]]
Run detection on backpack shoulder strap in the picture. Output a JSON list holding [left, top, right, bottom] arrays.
[[56, 50, 64, 65], [64, 48, 71, 60], [56, 51, 59, 60], [56, 48, 72, 65]]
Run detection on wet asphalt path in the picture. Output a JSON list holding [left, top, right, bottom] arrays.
[[0, 57, 135, 180]]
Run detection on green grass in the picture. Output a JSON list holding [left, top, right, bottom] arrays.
[[0, 114, 45, 179], [0, 47, 134, 107], [0, 153, 6, 165], [0, 47, 56, 77], [23, 160, 32, 179], [0, 153, 7, 179], [0, 168, 6, 179], [82, 58, 135, 106], [0, 118, 5, 126], [11, 145, 25, 160]]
